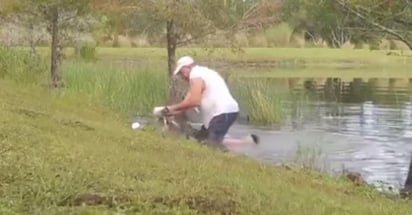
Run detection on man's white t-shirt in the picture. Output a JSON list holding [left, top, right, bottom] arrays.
[[189, 65, 239, 128]]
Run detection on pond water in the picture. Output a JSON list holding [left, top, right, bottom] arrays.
[[225, 76, 412, 192]]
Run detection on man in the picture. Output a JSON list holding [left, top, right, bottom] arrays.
[[161, 56, 243, 150]]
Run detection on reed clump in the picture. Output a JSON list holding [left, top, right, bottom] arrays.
[[230, 76, 288, 125]]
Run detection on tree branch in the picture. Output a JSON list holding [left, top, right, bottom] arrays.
[[394, 17, 412, 27], [176, 28, 217, 46], [337, 0, 412, 49]]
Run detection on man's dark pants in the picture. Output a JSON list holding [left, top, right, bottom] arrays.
[[193, 112, 239, 151]]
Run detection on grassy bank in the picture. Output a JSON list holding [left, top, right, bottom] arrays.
[[1, 80, 412, 214]]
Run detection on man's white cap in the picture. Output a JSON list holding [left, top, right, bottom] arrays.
[[173, 56, 194, 75]]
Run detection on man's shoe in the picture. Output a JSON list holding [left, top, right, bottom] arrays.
[[251, 134, 259, 144]]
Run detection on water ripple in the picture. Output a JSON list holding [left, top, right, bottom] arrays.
[[230, 77, 412, 190]]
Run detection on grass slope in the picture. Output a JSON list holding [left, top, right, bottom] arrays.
[[1, 80, 412, 214]]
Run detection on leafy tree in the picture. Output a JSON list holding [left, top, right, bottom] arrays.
[[281, 0, 398, 48], [3, 0, 93, 88], [281, 0, 360, 48], [336, 0, 412, 49], [91, 0, 133, 47], [97, 0, 280, 102], [1, 1, 45, 53]]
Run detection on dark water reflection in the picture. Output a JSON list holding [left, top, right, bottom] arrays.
[[229, 77, 412, 191]]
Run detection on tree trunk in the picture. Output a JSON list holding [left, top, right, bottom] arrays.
[[404, 38, 412, 50], [112, 31, 119, 47], [166, 19, 176, 78], [50, 6, 64, 88], [112, 17, 121, 47], [165, 19, 193, 138], [29, 23, 38, 58], [401, 155, 412, 198], [166, 19, 187, 105], [74, 33, 81, 59]]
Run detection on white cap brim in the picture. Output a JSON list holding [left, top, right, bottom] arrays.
[[173, 56, 195, 76], [173, 64, 184, 76]]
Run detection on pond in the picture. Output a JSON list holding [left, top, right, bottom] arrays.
[[225, 75, 412, 192]]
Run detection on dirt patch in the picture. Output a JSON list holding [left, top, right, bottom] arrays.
[[59, 193, 131, 207], [346, 172, 366, 186], [60, 120, 95, 131], [14, 108, 47, 118], [152, 195, 239, 215]]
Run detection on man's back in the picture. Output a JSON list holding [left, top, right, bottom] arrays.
[[189, 65, 239, 128]]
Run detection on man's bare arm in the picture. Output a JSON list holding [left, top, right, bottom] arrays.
[[168, 78, 204, 112]]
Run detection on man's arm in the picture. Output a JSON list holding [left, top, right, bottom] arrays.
[[168, 78, 204, 113]]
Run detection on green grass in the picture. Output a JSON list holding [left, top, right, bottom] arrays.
[[0, 47, 169, 118], [63, 60, 168, 117], [0, 47, 48, 84], [230, 76, 290, 125], [28, 46, 412, 66], [2, 79, 412, 214], [93, 47, 412, 61], [229, 75, 315, 126]]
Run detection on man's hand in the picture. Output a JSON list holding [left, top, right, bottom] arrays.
[[161, 106, 172, 116]]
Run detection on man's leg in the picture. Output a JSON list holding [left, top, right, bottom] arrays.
[[191, 125, 209, 142], [204, 112, 239, 151]]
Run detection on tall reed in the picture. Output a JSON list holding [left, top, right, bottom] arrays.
[[63, 60, 168, 117], [229, 76, 289, 125], [0, 48, 169, 118], [0, 47, 47, 84]]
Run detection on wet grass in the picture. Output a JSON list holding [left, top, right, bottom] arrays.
[[2, 79, 412, 214]]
